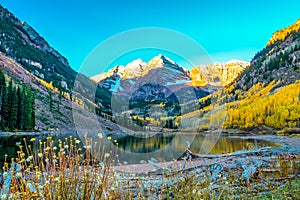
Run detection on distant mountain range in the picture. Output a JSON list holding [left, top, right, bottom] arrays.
[[91, 55, 249, 90]]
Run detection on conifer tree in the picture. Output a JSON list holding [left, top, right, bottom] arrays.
[[0, 73, 36, 131], [0, 70, 5, 95], [0, 70, 6, 123], [20, 87, 27, 130], [16, 87, 23, 130], [23, 86, 32, 130], [1, 86, 9, 128], [9, 86, 18, 130], [31, 96, 35, 129], [27, 87, 35, 130]]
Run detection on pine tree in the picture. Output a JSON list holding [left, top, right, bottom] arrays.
[[29, 89, 35, 130], [24, 86, 33, 131], [16, 87, 23, 129], [5, 80, 13, 129], [0, 70, 6, 125], [0, 70, 5, 95], [20, 87, 27, 130], [9, 86, 18, 130], [1, 87, 9, 128]]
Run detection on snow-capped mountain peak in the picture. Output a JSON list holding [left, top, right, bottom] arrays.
[[147, 54, 178, 68], [122, 58, 147, 79], [153, 54, 176, 65]]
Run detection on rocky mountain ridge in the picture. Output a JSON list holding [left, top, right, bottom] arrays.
[[0, 5, 75, 88], [92, 55, 249, 92], [235, 18, 300, 91], [92, 54, 191, 93]]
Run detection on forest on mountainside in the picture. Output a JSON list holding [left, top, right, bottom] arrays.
[[0, 70, 35, 131]]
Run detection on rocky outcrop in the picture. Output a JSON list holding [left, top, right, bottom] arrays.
[[190, 60, 249, 87]]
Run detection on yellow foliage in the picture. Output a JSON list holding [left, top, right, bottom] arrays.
[[267, 18, 300, 46], [40, 79, 54, 90], [224, 81, 300, 129]]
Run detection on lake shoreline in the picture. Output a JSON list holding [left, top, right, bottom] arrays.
[[0, 129, 247, 138], [1, 125, 300, 137], [112, 134, 300, 173], [2, 126, 298, 136]]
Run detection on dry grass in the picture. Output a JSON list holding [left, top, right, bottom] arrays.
[[0, 134, 119, 199], [0, 136, 299, 199], [158, 155, 300, 199]]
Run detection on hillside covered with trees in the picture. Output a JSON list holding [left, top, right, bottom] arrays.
[[223, 80, 300, 129], [177, 18, 300, 132], [0, 70, 35, 131]]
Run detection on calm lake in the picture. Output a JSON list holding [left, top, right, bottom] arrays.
[[0, 132, 280, 166]]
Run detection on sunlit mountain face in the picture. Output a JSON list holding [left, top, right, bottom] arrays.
[[91, 54, 249, 89], [190, 60, 250, 86]]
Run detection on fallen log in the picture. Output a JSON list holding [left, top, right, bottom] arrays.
[[148, 160, 172, 172], [190, 147, 272, 159]]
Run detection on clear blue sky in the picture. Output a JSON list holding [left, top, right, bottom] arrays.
[[0, 0, 299, 76]]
